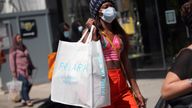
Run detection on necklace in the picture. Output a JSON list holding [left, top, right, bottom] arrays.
[[103, 30, 115, 40]]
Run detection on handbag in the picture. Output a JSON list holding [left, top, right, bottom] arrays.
[[48, 52, 57, 80], [26, 52, 35, 76], [155, 97, 169, 108], [167, 93, 192, 108], [51, 25, 110, 108]]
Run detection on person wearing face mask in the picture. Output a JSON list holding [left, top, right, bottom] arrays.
[[81, 0, 146, 108], [70, 20, 84, 42], [63, 23, 71, 39], [9, 34, 35, 107], [39, 22, 82, 108], [53, 22, 71, 52]]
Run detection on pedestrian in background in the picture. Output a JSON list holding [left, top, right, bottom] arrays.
[[161, 0, 192, 107], [9, 34, 34, 107], [53, 22, 71, 52], [83, 0, 145, 107], [70, 20, 84, 42], [0, 37, 6, 92], [0, 37, 6, 67], [39, 22, 81, 108]]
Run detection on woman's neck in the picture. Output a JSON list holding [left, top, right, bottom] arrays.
[[100, 20, 113, 32]]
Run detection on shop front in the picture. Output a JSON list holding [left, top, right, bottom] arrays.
[[124, 0, 190, 72], [0, 0, 60, 90]]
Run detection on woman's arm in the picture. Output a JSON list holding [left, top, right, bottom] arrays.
[[162, 47, 192, 100], [161, 71, 192, 100], [121, 50, 145, 107], [120, 36, 145, 107], [9, 49, 16, 78]]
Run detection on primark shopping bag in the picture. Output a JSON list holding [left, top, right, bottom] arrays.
[[51, 26, 110, 108], [6, 79, 22, 102]]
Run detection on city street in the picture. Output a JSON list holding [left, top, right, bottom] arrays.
[[0, 0, 186, 108], [0, 70, 166, 108]]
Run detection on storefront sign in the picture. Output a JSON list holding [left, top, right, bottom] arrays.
[[165, 10, 177, 24], [20, 19, 37, 37]]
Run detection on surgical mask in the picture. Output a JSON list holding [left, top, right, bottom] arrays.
[[64, 31, 70, 38], [101, 7, 117, 23], [78, 26, 83, 32]]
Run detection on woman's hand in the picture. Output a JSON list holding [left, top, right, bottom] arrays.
[[12, 72, 17, 80], [12, 72, 16, 77], [83, 18, 99, 41], [86, 18, 96, 29], [136, 93, 146, 108]]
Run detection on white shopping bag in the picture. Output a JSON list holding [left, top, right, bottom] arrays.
[[91, 40, 111, 108], [6, 79, 22, 102], [51, 26, 110, 108]]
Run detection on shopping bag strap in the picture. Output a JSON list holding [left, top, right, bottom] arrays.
[[78, 28, 89, 42], [86, 25, 95, 44], [78, 25, 95, 44]]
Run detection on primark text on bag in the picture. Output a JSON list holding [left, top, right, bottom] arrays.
[[51, 26, 110, 108]]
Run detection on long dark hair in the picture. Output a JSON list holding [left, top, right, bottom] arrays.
[[10, 34, 26, 53], [95, 17, 130, 53]]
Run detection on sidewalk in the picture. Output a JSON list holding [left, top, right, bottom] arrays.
[[137, 79, 163, 108], [0, 83, 51, 108], [0, 71, 165, 108]]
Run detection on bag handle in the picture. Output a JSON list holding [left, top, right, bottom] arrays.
[[86, 25, 95, 44], [78, 25, 95, 44], [78, 29, 89, 42]]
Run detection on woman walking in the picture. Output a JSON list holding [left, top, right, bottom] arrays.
[[9, 34, 35, 107], [83, 0, 146, 107]]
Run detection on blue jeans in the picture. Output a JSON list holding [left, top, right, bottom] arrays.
[[18, 74, 31, 101]]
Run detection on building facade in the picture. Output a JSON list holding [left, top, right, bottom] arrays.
[[0, 0, 60, 89], [0, 0, 190, 89], [61, 0, 190, 71]]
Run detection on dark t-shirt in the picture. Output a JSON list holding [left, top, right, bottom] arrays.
[[168, 48, 192, 106], [169, 48, 192, 80]]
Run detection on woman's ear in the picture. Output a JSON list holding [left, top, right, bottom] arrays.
[[98, 10, 103, 17]]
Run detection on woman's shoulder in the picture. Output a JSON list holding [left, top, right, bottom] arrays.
[[187, 44, 192, 50], [174, 46, 192, 61], [180, 46, 192, 55]]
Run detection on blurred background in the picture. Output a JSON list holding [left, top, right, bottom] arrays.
[[0, 0, 190, 100]]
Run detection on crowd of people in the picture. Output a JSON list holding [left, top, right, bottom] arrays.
[[0, 0, 191, 107]]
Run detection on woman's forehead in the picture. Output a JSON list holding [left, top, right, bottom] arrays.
[[101, 2, 113, 7], [16, 35, 21, 38]]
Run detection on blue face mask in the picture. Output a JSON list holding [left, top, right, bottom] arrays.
[[101, 7, 117, 23], [78, 26, 83, 32], [64, 31, 70, 38]]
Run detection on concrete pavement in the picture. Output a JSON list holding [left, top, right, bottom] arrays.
[[137, 79, 163, 108], [0, 71, 166, 108], [0, 83, 50, 108]]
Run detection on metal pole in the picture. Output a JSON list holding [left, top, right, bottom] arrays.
[[186, 26, 190, 38], [154, 0, 167, 69]]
